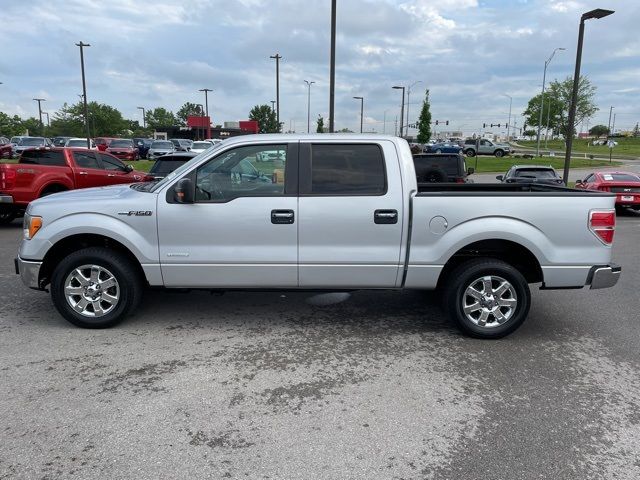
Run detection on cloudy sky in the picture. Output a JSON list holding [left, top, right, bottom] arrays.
[[0, 0, 638, 136]]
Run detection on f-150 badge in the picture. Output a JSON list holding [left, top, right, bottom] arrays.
[[118, 210, 153, 216]]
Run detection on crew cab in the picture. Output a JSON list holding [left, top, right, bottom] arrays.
[[0, 148, 151, 224], [15, 135, 620, 338]]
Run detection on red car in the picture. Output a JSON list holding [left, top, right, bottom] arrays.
[[106, 138, 139, 161], [575, 170, 640, 213], [0, 147, 152, 224], [0, 137, 12, 159], [94, 137, 118, 152]]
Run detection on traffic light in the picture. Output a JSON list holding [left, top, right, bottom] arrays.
[[435, 120, 439, 125], [446, 120, 449, 126]]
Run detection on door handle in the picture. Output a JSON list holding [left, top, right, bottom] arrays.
[[79, 171, 88, 175], [374, 209, 398, 224], [271, 209, 295, 224]]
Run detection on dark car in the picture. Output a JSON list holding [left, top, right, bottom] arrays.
[[423, 142, 463, 154], [133, 138, 153, 159], [496, 165, 563, 185], [169, 138, 193, 152], [148, 152, 198, 180], [413, 153, 474, 183], [52, 136, 74, 147]]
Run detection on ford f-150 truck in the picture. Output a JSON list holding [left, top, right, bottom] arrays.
[[0, 147, 151, 224], [15, 135, 621, 338]]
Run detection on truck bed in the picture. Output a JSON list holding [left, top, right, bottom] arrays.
[[417, 182, 608, 195]]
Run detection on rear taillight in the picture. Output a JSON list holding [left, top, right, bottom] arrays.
[[0, 169, 16, 189], [589, 210, 615, 245], [597, 185, 610, 192]]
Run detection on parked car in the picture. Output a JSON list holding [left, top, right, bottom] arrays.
[[10, 135, 28, 149], [12, 137, 51, 158], [52, 136, 74, 147], [106, 139, 139, 161], [94, 137, 118, 152], [16, 134, 620, 339], [575, 171, 640, 213], [148, 140, 176, 159], [170, 138, 193, 152], [64, 138, 97, 149], [148, 152, 198, 180], [424, 142, 463, 154], [0, 148, 152, 224], [496, 166, 563, 185], [0, 137, 12, 159], [463, 139, 511, 157], [413, 153, 474, 183], [133, 138, 153, 159], [190, 141, 215, 154]]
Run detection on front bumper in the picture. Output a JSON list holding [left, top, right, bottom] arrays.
[[15, 256, 43, 290], [589, 264, 621, 289], [0, 194, 14, 204]]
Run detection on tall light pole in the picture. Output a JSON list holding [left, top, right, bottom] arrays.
[[199, 88, 212, 139], [536, 47, 565, 156], [563, 8, 614, 184], [42, 111, 50, 128], [503, 94, 512, 141], [383, 109, 389, 134], [406, 80, 422, 135], [76, 41, 91, 149], [137, 106, 146, 129], [196, 103, 204, 141], [612, 113, 617, 136], [269, 54, 281, 132], [353, 96, 364, 133], [32, 98, 45, 134], [607, 106, 614, 137], [392, 86, 405, 137], [328, 0, 336, 133], [304, 80, 315, 133]]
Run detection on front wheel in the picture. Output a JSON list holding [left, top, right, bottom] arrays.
[[494, 150, 504, 158], [443, 258, 530, 338], [51, 247, 143, 328], [465, 149, 476, 157]]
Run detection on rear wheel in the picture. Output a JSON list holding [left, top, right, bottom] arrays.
[[443, 258, 530, 338], [51, 247, 143, 328], [465, 149, 476, 157]]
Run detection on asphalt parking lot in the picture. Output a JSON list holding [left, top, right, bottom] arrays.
[[1, 213, 639, 480]]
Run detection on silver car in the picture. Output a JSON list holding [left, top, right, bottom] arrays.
[[147, 140, 175, 159], [13, 137, 50, 157]]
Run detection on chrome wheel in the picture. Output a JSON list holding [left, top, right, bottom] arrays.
[[462, 275, 517, 328], [64, 265, 120, 317]]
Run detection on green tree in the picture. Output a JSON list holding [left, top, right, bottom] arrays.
[[337, 127, 353, 133], [0, 112, 26, 137], [145, 107, 178, 130], [249, 104, 278, 133], [176, 102, 203, 126], [523, 76, 597, 144], [20, 117, 44, 136], [588, 125, 609, 138], [523, 129, 536, 138], [416, 89, 432, 143], [633, 123, 639, 137], [316, 115, 325, 133], [49, 101, 128, 137]]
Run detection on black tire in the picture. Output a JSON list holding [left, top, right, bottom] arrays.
[[0, 211, 17, 225], [443, 258, 530, 339], [494, 149, 504, 158], [420, 168, 448, 183], [50, 247, 143, 328], [465, 149, 476, 157], [435, 148, 442, 154]]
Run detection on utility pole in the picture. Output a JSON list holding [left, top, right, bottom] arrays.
[[269, 54, 281, 132], [199, 88, 212, 139], [607, 106, 614, 137], [612, 113, 616, 136], [504, 94, 512, 141], [76, 41, 92, 149], [32, 98, 46, 135], [304, 80, 315, 133], [383, 109, 388, 134], [328, 0, 336, 133], [137, 106, 146, 129], [42, 111, 50, 128], [196, 104, 204, 141], [536, 47, 565, 156], [353, 96, 364, 133], [392, 86, 405, 137], [271, 100, 276, 113], [406, 81, 422, 134]]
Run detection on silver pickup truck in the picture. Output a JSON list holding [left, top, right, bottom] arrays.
[[15, 134, 620, 338]]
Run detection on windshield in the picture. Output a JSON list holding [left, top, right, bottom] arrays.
[[110, 140, 134, 148], [192, 142, 212, 149], [149, 160, 188, 175], [150, 141, 226, 192], [151, 141, 173, 149], [67, 139, 90, 147], [21, 138, 45, 146]]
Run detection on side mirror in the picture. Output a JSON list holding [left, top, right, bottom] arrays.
[[174, 177, 194, 204], [125, 164, 134, 173], [496, 175, 504, 181], [467, 167, 475, 175]]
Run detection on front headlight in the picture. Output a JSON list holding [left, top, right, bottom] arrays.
[[23, 214, 43, 240]]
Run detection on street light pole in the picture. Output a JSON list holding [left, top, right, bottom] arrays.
[[137, 106, 146, 129], [504, 94, 512, 141], [536, 47, 565, 156], [199, 88, 212, 139], [269, 54, 281, 132], [406, 81, 422, 135], [353, 96, 363, 133], [76, 41, 92, 149], [304, 80, 315, 133], [42, 112, 50, 128], [392, 86, 405, 138], [607, 105, 614, 137], [196, 103, 204, 141], [612, 113, 616, 136], [32, 98, 45, 135], [328, 0, 336, 133], [383, 109, 389, 134], [563, 8, 614, 184]]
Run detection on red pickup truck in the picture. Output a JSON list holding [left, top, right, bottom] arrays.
[[0, 148, 152, 224]]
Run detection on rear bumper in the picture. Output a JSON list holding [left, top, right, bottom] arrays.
[[588, 264, 621, 289], [15, 256, 44, 290]]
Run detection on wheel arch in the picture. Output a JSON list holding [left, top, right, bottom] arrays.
[[38, 182, 71, 197]]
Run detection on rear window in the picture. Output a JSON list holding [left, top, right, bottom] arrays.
[[601, 173, 640, 182], [19, 150, 66, 166], [414, 155, 460, 175], [515, 169, 557, 178], [110, 140, 134, 148], [150, 160, 188, 175], [309, 144, 386, 195]]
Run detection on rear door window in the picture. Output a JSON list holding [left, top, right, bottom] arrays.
[[305, 144, 386, 195], [19, 150, 66, 166], [100, 154, 126, 171]]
